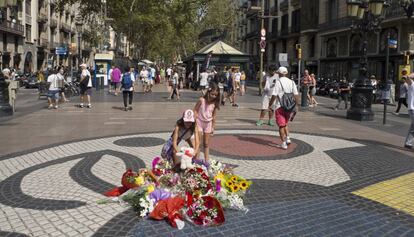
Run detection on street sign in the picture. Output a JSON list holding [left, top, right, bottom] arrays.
[[260, 40, 266, 49], [55, 47, 67, 55], [261, 36, 266, 41], [388, 39, 397, 49], [261, 28, 266, 37]]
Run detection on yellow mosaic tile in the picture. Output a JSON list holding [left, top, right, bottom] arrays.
[[352, 172, 414, 216]]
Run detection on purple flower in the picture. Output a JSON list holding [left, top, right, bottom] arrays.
[[152, 157, 161, 170]]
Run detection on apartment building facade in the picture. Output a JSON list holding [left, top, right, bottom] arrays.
[[237, 0, 414, 83]]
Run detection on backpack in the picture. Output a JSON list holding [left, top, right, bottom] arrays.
[[121, 73, 133, 89], [278, 80, 296, 112], [80, 74, 90, 88]]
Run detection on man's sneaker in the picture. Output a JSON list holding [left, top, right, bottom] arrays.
[[124, 107, 128, 111], [286, 137, 291, 145], [393, 112, 399, 115], [48, 105, 53, 109], [404, 144, 413, 149], [256, 120, 264, 126], [268, 120, 275, 126], [54, 105, 58, 109], [128, 106, 133, 111], [79, 104, 84, 108], [86, 104, 92, 109], [281, 142, 288, 150]]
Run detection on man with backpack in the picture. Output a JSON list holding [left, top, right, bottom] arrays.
[[121, 66, 136, 111], [269, 66, 299, 150]]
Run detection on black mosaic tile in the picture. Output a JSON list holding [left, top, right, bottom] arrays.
[[113, 137, 165, 147]]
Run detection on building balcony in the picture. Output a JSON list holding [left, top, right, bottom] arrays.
[[39, 37, 48, 47], [291, 0, 300, 8], [38, 9, 48, 23], [25, 14, 32, 25], [244, 29, 259, 40], [0, 20, 24, 36], [280, 0, 289, 12], [318, 17, 353, 33], [60, 23, 71, 33], [49, 41, 59, 49], [50, 18, 57, 28]]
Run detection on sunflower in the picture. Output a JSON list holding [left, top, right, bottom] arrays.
[[226, 180, 234, 188], [146, 184, 155, 194], [230, 184, 240, 193], [239, 180, 250, 190], [231, 175, 238, 182]]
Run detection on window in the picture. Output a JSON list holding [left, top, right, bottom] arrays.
[[309, 37, 315, 57], [272, 18, 278, 34], [350, 34, 362, 56], [25, 0, 31, 16], [326, 37, 337, 57], [326, 0, 338, 21], [25, 24, 31, 42], [338, 35, 348, 56], [281, 14, 288, 34], [291, 9, 300, 33]]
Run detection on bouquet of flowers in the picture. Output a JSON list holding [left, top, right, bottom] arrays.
[[152, 157, 172, 176], [121, 185, 155, 218], [185, 195, 225, 226], [180, 167, 212, 196]]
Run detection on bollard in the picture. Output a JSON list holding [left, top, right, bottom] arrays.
[[301, 85, 309, 108], [100, 76, 104, 90], [96, 76, 100, 91]]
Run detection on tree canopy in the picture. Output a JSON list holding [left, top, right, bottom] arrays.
[[59, 0, 237, 63]]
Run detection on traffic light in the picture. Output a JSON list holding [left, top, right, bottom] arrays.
[[404, 51, 410, 65], [296, 44, 302, 59]]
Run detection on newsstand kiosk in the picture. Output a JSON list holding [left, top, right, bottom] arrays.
[[94, 53, 113, 90]]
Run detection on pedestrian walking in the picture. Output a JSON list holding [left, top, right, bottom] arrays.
[[269, 66, 299, 150], [404, 73, 414, 149], [121, 66, 135, 111], [221, 67, 230, 105], [334, 79, 350, 110], [194, 82, 220, 164], [230, 68, 239, 107], [256, 65, 278, 126], [302, 70, 312, 104], [57, 66, 69, 103], [309, 73, 318, 106], [46, 68, 60, 109], [112, 66, 122, 96], [79, 63, 92, 108], [140, 66, 149, 93], [240, 71, 246, 96], [169, 69, 180, 100], [199, 70, 209, 95], [108, 66, 114, 94], [161, 109, 200, 169], [394, 76, 408, 115]]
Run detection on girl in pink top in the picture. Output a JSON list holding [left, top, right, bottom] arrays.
[[194, 82, 221, 164]]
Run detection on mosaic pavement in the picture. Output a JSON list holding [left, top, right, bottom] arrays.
[[0, 130, 414, 237]]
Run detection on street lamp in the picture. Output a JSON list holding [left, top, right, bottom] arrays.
[[75, 16, 82, 66], [346, 0, 389, 121]]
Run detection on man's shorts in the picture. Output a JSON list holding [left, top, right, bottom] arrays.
[[261, 94, 275, 110], [47, 90, 60, 100], [80, 86, 92, 96], [275, 107, 292, 127]]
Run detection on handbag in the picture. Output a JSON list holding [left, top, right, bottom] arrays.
[[161, 128, 191, 159]]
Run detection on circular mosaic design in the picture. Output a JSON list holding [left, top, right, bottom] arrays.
[[210, 134, 313, 160], [113, 137, 165, 147]]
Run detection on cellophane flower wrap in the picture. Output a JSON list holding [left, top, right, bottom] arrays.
[[185, 195, 225, 226]]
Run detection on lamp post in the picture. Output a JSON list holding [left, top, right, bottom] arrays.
[[346, 0, 389, 121], [75, 17, 82, 66]]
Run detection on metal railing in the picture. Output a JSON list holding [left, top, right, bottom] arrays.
[[0, 20, 24, 35]]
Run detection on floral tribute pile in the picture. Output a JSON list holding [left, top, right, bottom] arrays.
[[102, 153, 252, 229]]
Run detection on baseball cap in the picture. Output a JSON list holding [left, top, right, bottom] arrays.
[[277, 66, 288, 74], [183, 109, 195, 122]]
